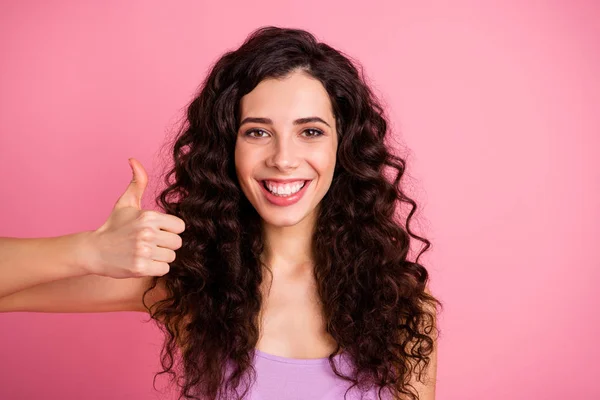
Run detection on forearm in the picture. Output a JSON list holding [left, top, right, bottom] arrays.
[[0, 231, 95, 299]]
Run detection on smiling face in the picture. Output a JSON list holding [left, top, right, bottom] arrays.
[[234, 70, 338, 228]]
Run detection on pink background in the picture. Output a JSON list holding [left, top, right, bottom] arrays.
[[1, 1, 598, 399]]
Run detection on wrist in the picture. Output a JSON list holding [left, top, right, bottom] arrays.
[[70, 230, 99, 275]]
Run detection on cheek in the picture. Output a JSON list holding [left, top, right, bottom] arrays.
[[234, 146, 252, 177], [234, 162, 251, 194], [313, 150, 336, 178]]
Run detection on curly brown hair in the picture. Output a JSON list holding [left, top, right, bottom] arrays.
[[142, 26, 443, 400]]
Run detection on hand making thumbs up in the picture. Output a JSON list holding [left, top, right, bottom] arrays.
[[87, 158, 186, 279]]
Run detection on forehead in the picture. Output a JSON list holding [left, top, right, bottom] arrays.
[[239, 72, 334, 122]]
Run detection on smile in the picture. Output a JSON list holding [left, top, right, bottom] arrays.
[[258, 179, 312, 206], [263, 180, 306, 195]]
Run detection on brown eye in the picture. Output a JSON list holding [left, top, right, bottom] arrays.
[[245, 129, 268, 138], [302, 129, 324, 138]]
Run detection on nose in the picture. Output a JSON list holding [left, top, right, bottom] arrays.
[[266, 136, 300, 171]]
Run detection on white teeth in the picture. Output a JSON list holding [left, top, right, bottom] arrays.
[[264, 180, 306, 196]]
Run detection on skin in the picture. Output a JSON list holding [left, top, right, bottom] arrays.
[[234, 69, 339, 358]]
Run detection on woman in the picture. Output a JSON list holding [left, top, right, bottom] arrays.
[[0, 26, 442, 400]]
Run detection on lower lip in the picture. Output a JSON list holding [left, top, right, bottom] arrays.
[[258, 180, 311, 207]]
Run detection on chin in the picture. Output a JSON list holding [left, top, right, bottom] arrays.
[[259, 212, 306, 227]]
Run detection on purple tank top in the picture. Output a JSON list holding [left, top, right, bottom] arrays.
[[223, 349, 393, 400]]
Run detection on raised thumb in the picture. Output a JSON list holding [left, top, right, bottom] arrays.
[[115, 158, 148, 210]]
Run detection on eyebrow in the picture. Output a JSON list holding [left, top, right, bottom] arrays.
[[239, 116, 331, 128]]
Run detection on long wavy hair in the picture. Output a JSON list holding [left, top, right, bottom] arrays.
[[142, 26, 443, 400]]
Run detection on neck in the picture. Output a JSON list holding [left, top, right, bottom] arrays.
[[259, 208, 317, 275]]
